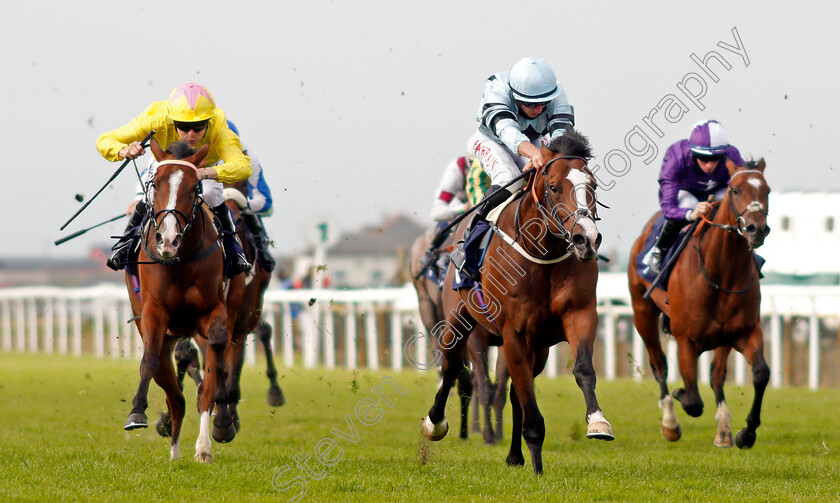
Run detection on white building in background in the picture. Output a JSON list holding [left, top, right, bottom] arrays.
[[761, 192, 840, 277], [290, 214, 428, 288]]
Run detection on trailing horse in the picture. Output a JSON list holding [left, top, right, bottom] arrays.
[[123, 138, 244, 462], [627, 159, 771, 448], [421, 130, 614, 474]]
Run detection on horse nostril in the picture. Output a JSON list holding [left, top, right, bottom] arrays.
[[745, 224, 757, 235], [155, 232, 162, 242], [595, 233, 603, 248], [573, 234, 586, 247]]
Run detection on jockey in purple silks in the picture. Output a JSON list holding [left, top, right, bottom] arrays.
[[648, 119, 745, 274]]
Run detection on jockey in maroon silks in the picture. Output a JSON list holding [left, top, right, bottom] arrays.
[[649, 120, 745, 274]]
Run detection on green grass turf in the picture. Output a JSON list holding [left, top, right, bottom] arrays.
[[0, 352, 838, 502]]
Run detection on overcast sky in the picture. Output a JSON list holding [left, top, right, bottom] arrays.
[[3, 0, 838, 264]]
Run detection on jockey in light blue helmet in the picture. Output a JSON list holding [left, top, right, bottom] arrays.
[[223, 120, 276, 272]]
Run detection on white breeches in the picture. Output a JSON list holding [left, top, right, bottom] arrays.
[[467, 130, 543, 192]]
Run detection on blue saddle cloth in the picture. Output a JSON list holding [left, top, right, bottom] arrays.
[[452, 220, 493, 290], [635, 215, 766, 291], [634, 216, 684, 289]]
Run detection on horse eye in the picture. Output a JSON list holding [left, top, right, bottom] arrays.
[[549, 185, 558, 193]]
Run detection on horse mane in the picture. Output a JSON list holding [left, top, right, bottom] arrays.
[[165, 140, 196, 160], [546, 129, 593, 160], [744, 158, 761, 170]]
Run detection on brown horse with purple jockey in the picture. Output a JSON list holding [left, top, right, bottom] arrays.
[[421, 130, 613, 474], [123, 138, 244, 462], [628, 159, 770, 448]]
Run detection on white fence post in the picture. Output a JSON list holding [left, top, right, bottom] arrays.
[[602, 300, 616, 380], [57, 296, 68, 355], [282, 302, 294, 368], [809, 298, 820, 390], [389, 304, 401, 371], [2, 299, 12, 351], [769, 300, 782, 388], [365, 303, 378, 371], [345, 304, 357, 370], [27, 297, 38, 352]]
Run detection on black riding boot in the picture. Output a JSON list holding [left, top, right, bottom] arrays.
[[649, 219, 682, 274], [212, 203, 252, 276], [449, 184, 512, 273], [107, 201, 147, 271], [243, 212, 276, 273]]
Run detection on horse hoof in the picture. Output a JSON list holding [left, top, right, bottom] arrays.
[[586, 422, 615, 441], [735, 428, 756, 449], [124, 412, 148, 431], [156, 412, 172, 438], [194, 451, 214, 463], [714, 431, 733, 448], [586, 411, 615, 441], [212, 423, 237, 444], [421, 416, 449, 441], [662, 424, 682, 442], [505, 454, 525, 466], [267, 386, 285, 407]]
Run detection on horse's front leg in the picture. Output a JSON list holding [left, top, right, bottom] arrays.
[[733, 325, 770, 449], [630, 298, 679, 440], [711, 346, 733, 447], [125, 306, 169, 430], [564, 309, 614, 442], [502, 334, 544, 474], [672, 337, 704, 418]]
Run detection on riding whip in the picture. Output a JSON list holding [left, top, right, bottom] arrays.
[[60, 130, 156, 231], [413, 167, 536, 280], [54, 213, 125, 246]]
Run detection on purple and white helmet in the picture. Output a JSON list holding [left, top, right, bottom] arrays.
[[688, 119, 729, 155]]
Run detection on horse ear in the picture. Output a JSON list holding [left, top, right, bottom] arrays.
[[726, 159, 741, 177], [192, 143, 211, 166], [756, 158, 766, 172], [149, 137, 165, 161]]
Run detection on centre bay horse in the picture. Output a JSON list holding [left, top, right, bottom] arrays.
[[123, 138, 244, 462], [409, 226, 509, 444], [627, 159, 770, 448], [155, 179, 283, 438], [421, 130, 614, 474]]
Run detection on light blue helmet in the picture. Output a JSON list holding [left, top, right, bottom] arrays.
[[508, 57, 561, 103], [226, 120, 240, 136]]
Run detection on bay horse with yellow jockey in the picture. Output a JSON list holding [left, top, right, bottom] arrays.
[[123, 138, 244, 462], [627, 159, 770, 448], [421, 130, 614, 474]]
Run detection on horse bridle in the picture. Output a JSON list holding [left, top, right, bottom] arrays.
[[703, 169, 768, 239], [694, 168, 767, 294], [533, 155, 599, 246], [141, 160, 206, 265]]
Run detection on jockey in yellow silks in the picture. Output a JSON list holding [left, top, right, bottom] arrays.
[[96, 82, 252, 275]]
